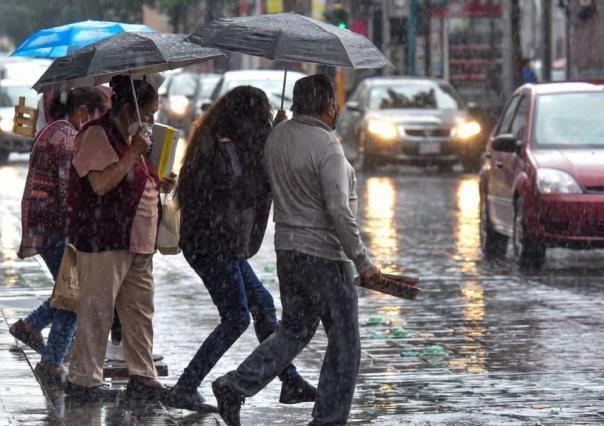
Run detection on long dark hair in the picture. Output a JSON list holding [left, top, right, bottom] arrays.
[[108, 75, 158, 116], [176, 85, 272, 211], [48, 88, 107, 122]]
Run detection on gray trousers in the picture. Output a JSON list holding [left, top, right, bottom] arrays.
[[223, 250, 360, 425]]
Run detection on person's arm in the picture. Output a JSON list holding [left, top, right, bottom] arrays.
[[248, 166, 272, 257], [87, 128, 150, 196], [319, 151, 376, 275]]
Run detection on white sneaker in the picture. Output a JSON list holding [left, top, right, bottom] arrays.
[[105, 341, 125, 362], [105, 341, 165, 362]]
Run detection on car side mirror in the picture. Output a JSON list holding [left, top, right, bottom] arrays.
[[345, 101, 361, 112], [492, 133, 521, 154]]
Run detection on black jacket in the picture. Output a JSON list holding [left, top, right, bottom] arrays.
[[179, 139, 271, 259]]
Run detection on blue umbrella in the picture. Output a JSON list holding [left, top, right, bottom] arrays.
[[11, 20, 154, 58]]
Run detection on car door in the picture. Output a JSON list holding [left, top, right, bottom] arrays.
[[498, 94, 529, 230], [487, 95, 521, 232]]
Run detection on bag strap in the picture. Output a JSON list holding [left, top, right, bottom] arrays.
[[220, 141, 242, 177]]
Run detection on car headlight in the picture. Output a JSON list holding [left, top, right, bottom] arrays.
[[0, 117, 14, 133], [366, 119, 398, 139], [537, 168, 582, 194], [452, 120, 481, 140], [168, 95, 190, 116]]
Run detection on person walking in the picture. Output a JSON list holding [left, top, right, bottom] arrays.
[[211, 74, 380, 426], [162, 86, 316, 412], [12, 88, 108, 385], [520, 58, 538, 85], [65, 74, 174, 402]]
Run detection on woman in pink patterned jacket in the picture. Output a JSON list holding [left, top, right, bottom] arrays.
[[11, 88, 108, 385]]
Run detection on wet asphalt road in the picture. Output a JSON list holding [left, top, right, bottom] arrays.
[[1, 157, 604, 424]]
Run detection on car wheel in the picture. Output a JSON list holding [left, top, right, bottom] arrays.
[[480, 196, 508, 258], [0, 148, 9, 165], [437, 162, 454, 173], [513, 197, 546, 270]]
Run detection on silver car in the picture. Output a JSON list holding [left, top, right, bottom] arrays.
[[336, 77, 483, 171], [208, 69, 307, 118]]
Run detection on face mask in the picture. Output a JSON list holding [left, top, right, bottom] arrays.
[[127, 121, 153, 137], [77, 112, 91, 130], [330, 105, 339, 130]]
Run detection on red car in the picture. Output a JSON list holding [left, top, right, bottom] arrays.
[[479, 82, 604, 269]]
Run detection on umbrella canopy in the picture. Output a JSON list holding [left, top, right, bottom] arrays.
[[12, 20, 154, 58], [33, 32, 225, 93], [186, 12, 391, 69]]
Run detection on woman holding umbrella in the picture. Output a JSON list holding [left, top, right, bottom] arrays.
[[163, 86, 316, 412], [65, 74, 175, 402]]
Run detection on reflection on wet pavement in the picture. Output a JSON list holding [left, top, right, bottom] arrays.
[[1, 159, 604, 424]]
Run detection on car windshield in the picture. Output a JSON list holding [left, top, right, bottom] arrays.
[[0, 84, 39, 107], [534, 92, 604, 148], [168, 74, 197, 97], [220, 76, 300, 110], [200, 76, 220, 99], [368, 83, 461, 110]]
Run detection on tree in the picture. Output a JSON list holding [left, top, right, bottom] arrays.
[[148, 0, 238, 34]]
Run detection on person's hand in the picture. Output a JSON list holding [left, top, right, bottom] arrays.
[[273, 110, 288, 126], [160, 172, 177, 193], [131, 126, 152, 156], [360, 264, 381, 284]]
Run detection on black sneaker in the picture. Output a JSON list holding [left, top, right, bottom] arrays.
[[65, 381, 120, 402], [212, 377, 245, 426], [162, 384, 218, 412], [279, 377, 317, 404], [34, 362, 66, 388], [124, 376, 170, 401]]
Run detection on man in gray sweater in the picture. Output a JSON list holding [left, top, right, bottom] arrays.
[[212, 74, 380, 426]]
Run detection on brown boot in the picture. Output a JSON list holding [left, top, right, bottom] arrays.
[[34, 362, 66, 387], [9, 319, 45, 354]]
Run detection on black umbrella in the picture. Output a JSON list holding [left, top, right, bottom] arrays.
[[187, 12, 391, 109], [33, 32, 225, 124]]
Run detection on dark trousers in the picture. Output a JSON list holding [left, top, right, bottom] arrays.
[[176, 251, 301, 390], [224, 250, 360, 425]]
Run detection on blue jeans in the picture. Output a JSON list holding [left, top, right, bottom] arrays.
[[25, 241, 77, 367], [177, 251, 301, 390]]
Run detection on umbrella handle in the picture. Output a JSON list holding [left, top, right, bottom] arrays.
[[129, 73, 142, 125], [129, 73, 150, 176], [281, 66, 288, 111]]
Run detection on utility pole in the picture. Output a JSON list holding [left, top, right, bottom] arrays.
[[543, 0, 552, 81], [407, 0, 417, 75], [382, 0, 391, 75], [424, 0, 432, 76], [560, 1, 571, 80], [510, 0, 522, 86]]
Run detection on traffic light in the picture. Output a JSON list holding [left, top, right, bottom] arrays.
[[324, 5, 348, 29]]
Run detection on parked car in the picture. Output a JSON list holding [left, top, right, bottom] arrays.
[[207, 69, 307, 117], [0, 79, 39, 164], [479, 82, 604, 269], [336, 76, 483, 171], [157, 72, 221, 133], [0, 57, 51, 82]]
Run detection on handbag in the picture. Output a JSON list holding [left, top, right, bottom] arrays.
[[156, 192, 181, 255], [50, 244, 79, 312]]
